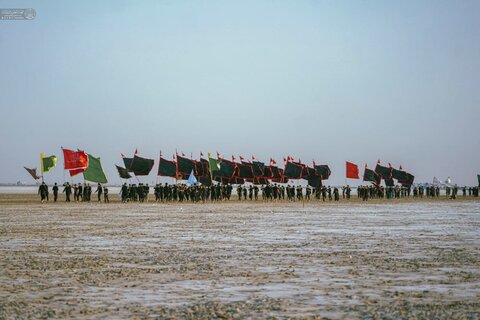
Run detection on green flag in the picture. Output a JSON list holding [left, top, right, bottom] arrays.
[[40, 153, 57, 173], [363, 167, 381, 185], [130, 155, 154, 176], [218, 160, 235, 178], [208, 154, 220, 173], [116, 165, 132, 179], [83, 154, 108, 184], [284, 162, 303, 179], [158, 157, 176, 177]]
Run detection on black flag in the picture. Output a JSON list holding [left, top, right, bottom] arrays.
[[24, 167, 41, 180], [116, 165, 132, 179]]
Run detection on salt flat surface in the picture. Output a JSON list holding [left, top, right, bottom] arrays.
[[0, 200, 479, 319]]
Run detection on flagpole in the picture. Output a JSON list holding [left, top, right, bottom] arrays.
[[40, 153, 44, 183], [156, 150, 161, 185], [61, 147, 65, 185]]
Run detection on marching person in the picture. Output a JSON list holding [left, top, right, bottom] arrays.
[[103, 185, 109, 203], [52, 182, 59, 202], [95, 183, 103, 202], [63, 182, 72, 202]]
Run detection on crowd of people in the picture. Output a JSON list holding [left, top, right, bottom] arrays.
[[38, 182, 109, 203], [37, 181, 480, 203]]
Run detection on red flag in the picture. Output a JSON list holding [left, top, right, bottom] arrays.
[[298, 158, 302, 164], [69, 168, 85, 177], [252, 155, 256, 161], [63, 148, 88, 170], [399, 165, 403, 170], [134, 148, 138, 155], [239, 155, 244, 162], [270, 158, 276, 165], [200, 151, 204, 157], [232, 155, 236, 162], [346, 161, 360, 179]]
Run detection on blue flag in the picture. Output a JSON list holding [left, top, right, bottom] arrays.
[[187, 169, 198, 185]]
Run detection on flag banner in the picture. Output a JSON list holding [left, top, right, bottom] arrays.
[[218, 159, 236, 178], [41, 153, 57, 173], [262, 166, 273, 178], [177, 155, 196, 175], [308, 175, 322, 188], [69, 168, 85, 177], [271, 169, 288, 183], [363, 167, 381, 185], [196, 158, 211, 181], [346, 161, 360, 179], [130, 155, 154, 176], [62, 148, 88, 170], [187, 169, 198, 185], [284, 162, 304, 179], [252, 161, 265, 177], [375, 164, 393, 179], [195, 160, 205, 177], [24, 167, 41, 180], [123, 157, 134, 172], [315, 165, 331, 180], [83, 154, 108, 184], [302, 166, 317, 179], [399, 173, 415, 186], [392, 168, 408, 181], [236, 162, 254, 179], [208, 157, 221, 173], [158, 157, 176, 177], [116, 165, 132, 179], [269, 166, 282, 179], [384, 178, 395, 187]]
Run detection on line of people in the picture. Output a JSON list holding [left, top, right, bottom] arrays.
[[38, 182, 109, 203], [38, 182, 479, 203]]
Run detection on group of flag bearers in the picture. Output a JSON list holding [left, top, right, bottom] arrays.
[[25, 148, 479, 203]]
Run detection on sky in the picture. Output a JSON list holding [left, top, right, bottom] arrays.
[[0, 0, 479, 186]]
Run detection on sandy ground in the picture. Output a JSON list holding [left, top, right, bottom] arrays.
[[0, 196, 479, 319]]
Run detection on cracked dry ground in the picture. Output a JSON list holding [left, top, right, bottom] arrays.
[[0, 199, 479, 319]]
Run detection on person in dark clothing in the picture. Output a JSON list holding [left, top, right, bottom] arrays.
[[121, 183, 128, 202], [77, 184, 83, 201], [63, 182, 72, 202], [52, 183, 59, 202], [103, 186, 109, 203], [38, 182, 48, 203], [333, 187, 339, 201], [95, 183, 103, 202]]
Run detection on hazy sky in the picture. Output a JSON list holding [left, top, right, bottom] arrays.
[[1, 0, 479, 186]]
